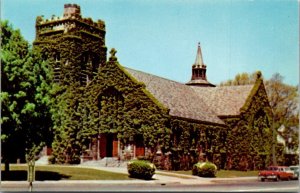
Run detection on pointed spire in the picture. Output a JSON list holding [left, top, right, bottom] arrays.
[[194, 42, 204, 67], [186, 42, 215, 87]]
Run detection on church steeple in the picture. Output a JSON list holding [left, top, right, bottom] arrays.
[[186, 42, 215, 87], [194, 42, 205, 68], [192, 42, 207, 80]]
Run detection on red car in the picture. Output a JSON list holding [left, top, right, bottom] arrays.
[[258, 166, 294, 181]]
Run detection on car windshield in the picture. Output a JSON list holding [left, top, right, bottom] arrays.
[[290, 166, 299, 171], [267, 167, 278, 171]]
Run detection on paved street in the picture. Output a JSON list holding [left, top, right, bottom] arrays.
[[2, 179, 298, 192]]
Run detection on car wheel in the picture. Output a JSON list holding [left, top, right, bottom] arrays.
[[275, 176, 280, 181], [261, 178, 265, 182]]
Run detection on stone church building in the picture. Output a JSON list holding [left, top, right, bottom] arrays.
[[34, 4, 273, 170]]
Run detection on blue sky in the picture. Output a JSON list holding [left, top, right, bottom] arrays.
[[2, 0, 299, 86]]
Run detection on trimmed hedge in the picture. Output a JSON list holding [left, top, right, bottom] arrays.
[[192, 162, 217, 177], [127, 160, 156, 180]]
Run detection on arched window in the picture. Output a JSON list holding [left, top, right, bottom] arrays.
[[91, 54, 100, 74], [81, 52, 100, 84], [98, 87, 124, 132]]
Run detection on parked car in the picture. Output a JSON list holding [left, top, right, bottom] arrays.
[[258, 166, 294, 182], [289, 165, 299, 180]]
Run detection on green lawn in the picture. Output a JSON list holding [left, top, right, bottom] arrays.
[[168, 170, 258, 178], [1, 164, 132, 181], [216, 170, 258, 178], [1, 164, 259, 181]]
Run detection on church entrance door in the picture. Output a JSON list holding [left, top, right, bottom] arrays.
[[106, 133, 113, 157], [100, 133, 118, 158]]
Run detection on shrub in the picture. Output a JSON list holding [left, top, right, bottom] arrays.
[[192, 161, 217, 177], [127, 160, 156, 180]]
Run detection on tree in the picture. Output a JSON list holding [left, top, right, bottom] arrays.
[[265, 73, 299, 162], [1, 21, 54, 170], [265, 73, 298, 128], [219, 72, 257, 86], [50, 83, 84, 164]]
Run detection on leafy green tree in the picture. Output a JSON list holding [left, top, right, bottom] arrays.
[[1, 21, 54, 170], [50, 83, 84, 164], [265, 73, 299, 160], [219, 72, 257, 86], [265, 73, 298, 128]]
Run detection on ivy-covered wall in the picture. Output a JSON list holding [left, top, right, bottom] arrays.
[[166, 118, 226, 170], [33, 12, 108, 164], [47, 49, 273, 170], [76, 51, 229, 170], [34, 15, 107, 86], [80, 52, 171, 158], [223, 74, 273, 170]]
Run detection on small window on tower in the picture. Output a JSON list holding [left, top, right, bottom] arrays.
[[55, 52, 60, 62], [91, 55, 99, 73]]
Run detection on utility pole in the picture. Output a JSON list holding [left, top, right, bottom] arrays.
[[27, 160, 35, 192], [272, 114, 277, 166]]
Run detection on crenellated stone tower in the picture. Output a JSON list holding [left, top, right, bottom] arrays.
[[33, 4, 107, 85], [186, 43, 215, 87]]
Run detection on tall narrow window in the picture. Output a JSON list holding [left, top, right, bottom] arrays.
[[54, 52, 61, 83], [91, 54, 100, 74], [81, 52, 89, 85]]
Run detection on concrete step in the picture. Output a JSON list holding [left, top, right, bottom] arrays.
[[81, 157, 128, 167]]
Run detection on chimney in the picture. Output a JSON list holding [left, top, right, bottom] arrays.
[[63, 4, 81, 18]]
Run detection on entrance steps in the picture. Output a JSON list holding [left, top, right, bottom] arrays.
[[80, 157, 129, 167]]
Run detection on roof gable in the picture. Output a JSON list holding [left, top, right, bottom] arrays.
[[124, 67, 224, 125]]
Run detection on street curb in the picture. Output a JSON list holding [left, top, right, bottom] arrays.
[[0, 180, 183, 186], [211, 177, 258, 184], [1, 177, 258, 186], [0, 177, 257, 186]]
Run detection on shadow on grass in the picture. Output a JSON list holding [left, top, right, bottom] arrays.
[[1, 171, 70, 181]]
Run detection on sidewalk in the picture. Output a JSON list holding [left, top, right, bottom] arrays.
[[76, 165, 201, 185], [75, 165, 257, 185]]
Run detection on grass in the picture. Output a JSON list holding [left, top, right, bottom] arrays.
[[1, 164, 132, 181], [168, 170, 259, 178], [216, 170, 258, 178], [1, 164, 259, 181]]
